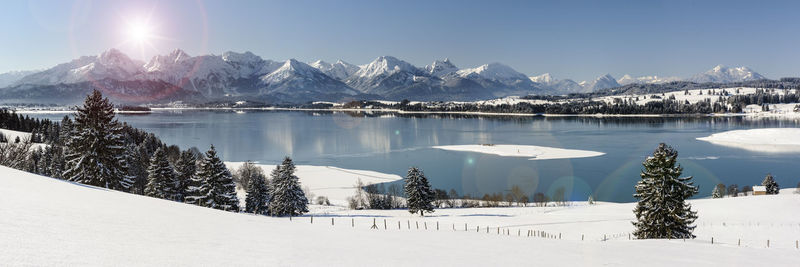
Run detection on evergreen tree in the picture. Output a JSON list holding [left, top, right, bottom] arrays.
[[172, 150, 198, 202], [244, 167, 270, 215], [404, 167, 435, 216], [711, 185, 722, 198], [189, 145, 239, 211], [762, 173, 780, 194], [268, 157, 308, 216], [145, 147, 175, 199], [63, 90, 131, 191], [632, 143, 698, 239]]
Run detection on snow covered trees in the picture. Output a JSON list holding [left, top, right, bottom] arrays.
[[63, 90, 131, 191], [145, 147, 175, 199], [172, 150, 198, 202], [243, 164, 270, 215], [268, 157, 308, 216], [711, 185, 722, 198], [762, 173, 780, 194], [404, 167, 435, 216], [632, 143, 698, 239], [185, 145, 239, 211]]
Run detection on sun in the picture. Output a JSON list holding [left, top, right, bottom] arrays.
[[126, 19, 154, 45]]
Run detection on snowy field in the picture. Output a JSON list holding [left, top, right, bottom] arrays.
[[697, 128, 800, 153], [225, 162, 403, 206], [2, 165, 799, 266], [0, 128, 48, 150], [433, 144, 605, 160]]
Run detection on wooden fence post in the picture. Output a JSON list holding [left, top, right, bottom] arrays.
[[465, 223, 467, 231], [310, 216, 313, 224], [582, 234, 584, 241], [384, 219, 387, 230], [767, 239, 770, 248], [351, 218, 354, 227], [711, 237, 714, 244], [436, 221, 439, 230], [424, 222, 427, 230], [416, 221, 419, 229], [738, 239, 740, 246]]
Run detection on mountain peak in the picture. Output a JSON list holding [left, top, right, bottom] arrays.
[[426, 58, 458, 76], [529, 73, 554, 84], [690, 65, 765, 83]]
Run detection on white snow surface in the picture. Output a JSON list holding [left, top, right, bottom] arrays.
[[433, 144, 605, 160], [2, 165, 800, 266], [697, 128, 800, 152], [225, 162, 402, 205]]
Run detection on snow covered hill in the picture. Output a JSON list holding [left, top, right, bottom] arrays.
[[2, 164, 799, 265]]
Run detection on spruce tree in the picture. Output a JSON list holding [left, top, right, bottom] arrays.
[[172, 150, 198, 202], [145, 147, 175, 199], [244, 169, 270, 215], [632, 143, 698, 239], [404, 167, 435, 216], [762, 173, 780, 195], [63, 90, 131, 191], [268, 157, 308, 216], [711, 185, 722, 198], [190, 145, 239, 211]]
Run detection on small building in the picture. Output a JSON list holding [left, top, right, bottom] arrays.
[[752, 186, 767, 196]]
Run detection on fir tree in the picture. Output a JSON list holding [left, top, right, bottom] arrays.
[[762, 173, 780, 195], [404, 167, 435, 216], [63, 90, 131, 191], [145, 147, 175, 199], [244, 168, 270, 215], [711, 185, 722, 198], [172, 150, 198, 202], [632, 143, 698, 239], [190, 145, 239, 211], [268, 157, 308, 216]]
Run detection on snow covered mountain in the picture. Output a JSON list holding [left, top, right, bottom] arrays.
[[425, 58, 458, 76], [617, 74, 681, 85], [688, 65, 766, 83], [14, 49, 145, 86], [345, 56, 433, 95], [582, 74, 621, 92], [450, 63, 544, 96], [528, 73, 588, 94], [259, 59, 363, 102], [0, 70, 38, 88], [529, 73, 554, 84], [309, 60, 360, 80]]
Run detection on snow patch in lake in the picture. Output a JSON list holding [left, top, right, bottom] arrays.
[[433, 144, 604, 160], [697, 128, 800, 153]]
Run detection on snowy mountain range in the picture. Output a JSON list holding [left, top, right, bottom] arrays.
[[0, 48, 772, 104]]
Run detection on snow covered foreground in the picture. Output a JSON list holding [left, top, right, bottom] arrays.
[[698, 128, 800, 152], [433, 144, 605, 160], [2, 166, 799, 266]]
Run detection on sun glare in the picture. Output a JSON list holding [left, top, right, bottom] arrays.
[[127, 20, 152, 44]]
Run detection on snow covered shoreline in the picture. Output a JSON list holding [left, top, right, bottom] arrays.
[[697, 128, 800, 153], [225, 162, 403, 205], [433, 144, 605, 160]]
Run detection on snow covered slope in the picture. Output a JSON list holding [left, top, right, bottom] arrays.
[[2, 165, 799, 265], [309, 60, 360, 80], [259, 59, 362, 102]]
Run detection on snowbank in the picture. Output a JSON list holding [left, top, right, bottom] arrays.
[[0, 128, 48, 150], [2, 165, 799, 266], [697, 128, 800, 153], [225, 162, 402, 205], [433, 144, 605, 160]]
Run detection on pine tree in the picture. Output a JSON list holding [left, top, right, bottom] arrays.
[[190, 145, 239, 211], [632, 143, 698, 239], [711, 185, 722, 198], [63, 90, 131, 191], [268, 157, 308, 216], [404, 167, 435, 216], [145, 147, 175, 199], [762, 173, 780, 195], [244, 168, 270, 215], [172, 150, 198, 202]]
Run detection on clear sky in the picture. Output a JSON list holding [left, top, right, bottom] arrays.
[[2, 0, 799, 81]]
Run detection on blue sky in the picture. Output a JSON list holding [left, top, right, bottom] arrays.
[[2, 0, 799, 81]]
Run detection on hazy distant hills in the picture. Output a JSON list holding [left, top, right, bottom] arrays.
[[0, 49, 772, 105]]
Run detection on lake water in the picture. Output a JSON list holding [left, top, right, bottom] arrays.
[[27, 110, 800, 202]]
